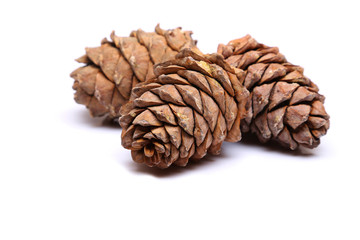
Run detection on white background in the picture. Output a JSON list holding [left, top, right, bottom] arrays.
[[1, 0, 359, 239]]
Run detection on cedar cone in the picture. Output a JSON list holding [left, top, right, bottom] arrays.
[[120, 49, 251, 168], [218, 35, 330, 150], [70, 25, 197, 119]]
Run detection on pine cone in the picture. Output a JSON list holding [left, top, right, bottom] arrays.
[[218, 35, 330, 150], [70, 24, 197, 119], [120, 49, 251, 168]]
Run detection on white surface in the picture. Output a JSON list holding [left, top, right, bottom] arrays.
[[1, 1, 359, 239]]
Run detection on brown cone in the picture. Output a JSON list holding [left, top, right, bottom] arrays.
[[70, 24, 198, 119], [218, 35, 329, 150], [120, 49, 251, 168]]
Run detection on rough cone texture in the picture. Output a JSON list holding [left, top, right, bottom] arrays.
[[70, 25, 197, 119], [120, 49, 251, 168], [218, 35, 330, 150]]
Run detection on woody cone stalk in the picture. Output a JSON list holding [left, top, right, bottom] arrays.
[[218, 35, 330, 150], [120, 49, 251, 168], [70, 25, 197, 119]]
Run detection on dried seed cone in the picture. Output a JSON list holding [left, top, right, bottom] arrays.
[[120, 49, 251, 168], [218, 35, 330, 150], [70, 25, 197, 119]]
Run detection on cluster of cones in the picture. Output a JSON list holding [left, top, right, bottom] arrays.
[[71, 25, 329, 168]]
